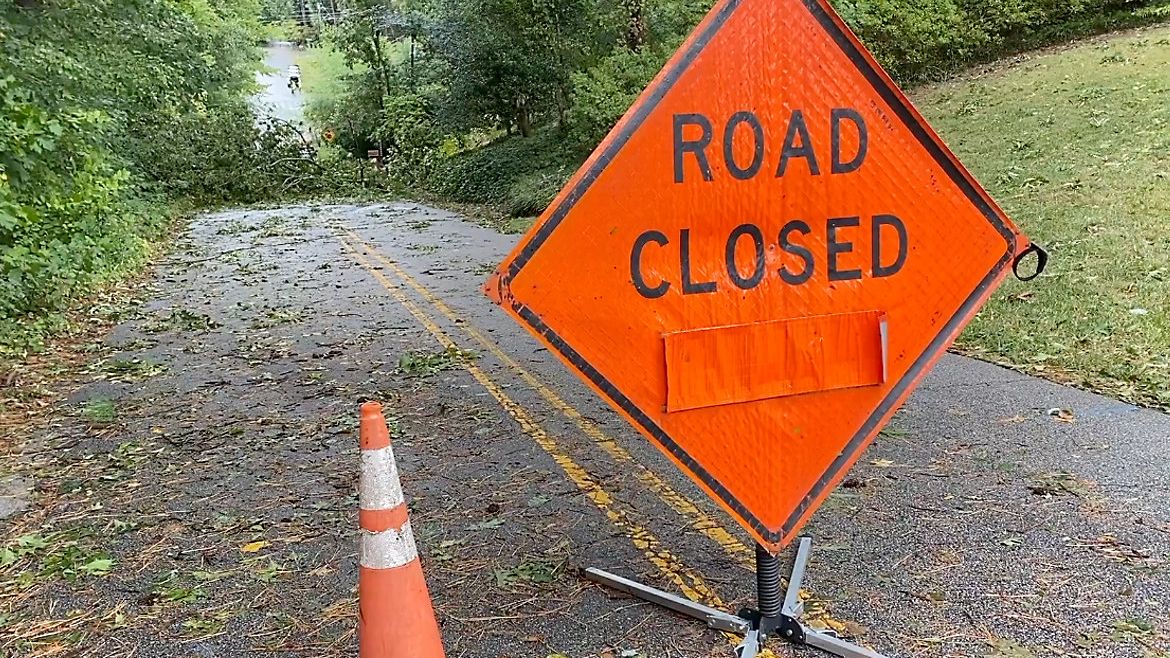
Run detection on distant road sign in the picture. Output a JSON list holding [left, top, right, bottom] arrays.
[[486, 0, 1031, 552]]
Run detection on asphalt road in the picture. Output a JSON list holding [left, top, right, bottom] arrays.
[[3, 201, 1168, 658], [252, 42, 304, 124]]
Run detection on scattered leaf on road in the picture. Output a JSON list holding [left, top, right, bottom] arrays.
[[79, 557, 114, 576], [989, 637, 1035, 658], [468, 517, 505, 531]]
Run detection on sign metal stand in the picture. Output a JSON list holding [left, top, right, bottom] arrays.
[[585, 537, 888, 658]]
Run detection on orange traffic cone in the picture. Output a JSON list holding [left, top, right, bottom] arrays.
[[358, 402, 445, 658]]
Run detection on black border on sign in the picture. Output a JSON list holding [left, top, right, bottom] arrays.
[[501, 0, 1017, 544]]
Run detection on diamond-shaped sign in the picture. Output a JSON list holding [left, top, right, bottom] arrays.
[[485, 0, 1029, 552]]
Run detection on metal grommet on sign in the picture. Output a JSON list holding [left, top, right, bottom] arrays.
[[1013, 243, 1048, 282]]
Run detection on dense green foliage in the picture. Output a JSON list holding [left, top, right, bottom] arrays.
[[0, 0, 335, 352], [836, 0, 1160, 81], [428, 129, 578, 215], [302, 0, 1167, 218]]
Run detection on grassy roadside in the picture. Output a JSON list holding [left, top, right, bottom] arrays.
[[417, 24, 1170, 409], [0, 202, 186, 434], [922, 25, 1170, 409], [295, 44, 359, 118], [0, 200, 185, 359], [451, 25, 1170, 410]]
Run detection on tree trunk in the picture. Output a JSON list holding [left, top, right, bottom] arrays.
[[516, 100, 533, 138], [369, 23, 391, 112], [623, 0, 647, 51], [409, 34, 416, 90], [556, 84, 570, 132]]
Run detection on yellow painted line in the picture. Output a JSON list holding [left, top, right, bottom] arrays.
[[339, 237, 729, 610], [349, 233, 753, 569], [343, 236, 781, 656]]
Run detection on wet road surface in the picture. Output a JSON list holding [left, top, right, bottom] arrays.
[[1, 202, 1168, 658], [253, 42, 304, 124]]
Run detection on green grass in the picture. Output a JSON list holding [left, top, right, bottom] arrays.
[[429, 25, 1170, 409], [920, 25, 1170, 409], [296, 44, 361, 115], [296, 38, 409, 122]]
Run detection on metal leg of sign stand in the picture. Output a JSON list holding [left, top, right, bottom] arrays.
[[584, 537, 889, 658]]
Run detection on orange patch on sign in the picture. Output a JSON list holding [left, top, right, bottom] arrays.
[[663, 311, 887, 412]]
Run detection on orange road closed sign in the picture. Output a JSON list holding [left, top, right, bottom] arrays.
[[485, 0, 1031, 552]]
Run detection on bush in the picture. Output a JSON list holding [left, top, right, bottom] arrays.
[[420, 127, 578, 217], [378, 93, 446, 189], [0, 78, 167, 338], [303, 62, 384, 159], [836, 0, 1164, 82], [430, 128, 578, 207], [505, 168, 573, 217], [836, 0, 979, 82], [567, 46, 672, 152]]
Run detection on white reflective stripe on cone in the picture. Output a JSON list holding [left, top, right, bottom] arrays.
[[360, 521, 419, 570], [360, 446, 405, 511]]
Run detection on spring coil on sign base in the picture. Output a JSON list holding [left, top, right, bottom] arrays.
[[755, 545, 782, 618]]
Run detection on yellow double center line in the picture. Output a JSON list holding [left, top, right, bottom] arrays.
[[345, 230, 752, 567], [339, 236, 728, 611]]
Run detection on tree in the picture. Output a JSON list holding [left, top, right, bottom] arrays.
[[623, 0, 648, 50], [429, 0, 614, 136], [261, 0, 296, 21], [0, 0, 291, 342]]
